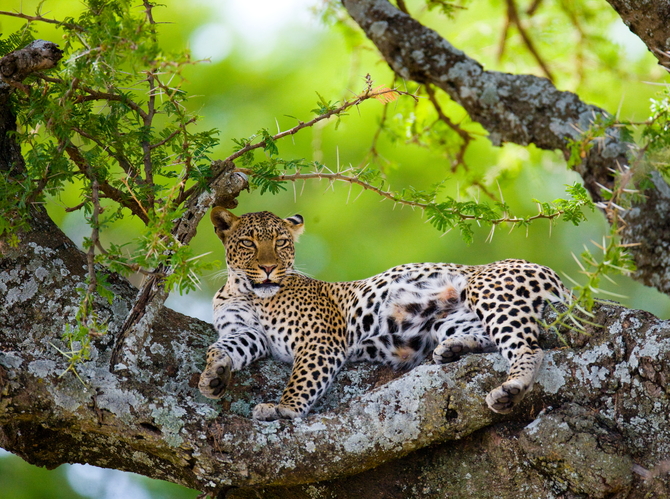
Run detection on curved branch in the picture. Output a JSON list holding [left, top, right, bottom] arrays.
[[342, 0, 628, 204], [0, 10, 84, 32], [604, 0, 670, 69], [1, 213, 669, 497], [342, 0, 670, 296]]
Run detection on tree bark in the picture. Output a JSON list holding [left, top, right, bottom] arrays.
[[341, 0, 670, 297], [2, 23, 670, 499], [2, 214, 670, 498], [605, 0, 670, 69]]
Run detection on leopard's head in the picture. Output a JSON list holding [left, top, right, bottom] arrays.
[[211, 207, 304, 298]]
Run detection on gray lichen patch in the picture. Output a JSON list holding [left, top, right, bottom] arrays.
[[535, 354, 566, 395], [27, 359, 57, 378], [0, 352, 24, 370], [519, 405, 633, 498], [151, 398, 187, 447], [369, 20, 388, 38]]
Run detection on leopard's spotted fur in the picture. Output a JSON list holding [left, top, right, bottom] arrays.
[[198, 208, 569, 420]]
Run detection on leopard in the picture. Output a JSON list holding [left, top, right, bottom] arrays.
[[198, 208, 569, 421]]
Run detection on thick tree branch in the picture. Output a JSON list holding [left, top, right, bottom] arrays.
[[109, 159, 248, 372], [2, 28, 670, 499], [342, 0, 670, 296], [341, 0, 627, 202], [605, 0, 670, 69], [0, 39, 63, 88], [0, 40, 62, 176], [1, 217, 670, 498]]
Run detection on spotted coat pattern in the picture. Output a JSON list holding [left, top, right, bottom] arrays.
[[198, 209, 569, 420]]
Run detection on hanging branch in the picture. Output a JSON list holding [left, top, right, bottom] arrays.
[[0, 10, 84, 32], [499, 0, 554, 82], [252, 166, 580, 228]]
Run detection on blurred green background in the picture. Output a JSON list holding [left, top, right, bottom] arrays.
[[1, 0, 668, 496]]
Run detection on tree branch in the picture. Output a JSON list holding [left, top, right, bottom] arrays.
[[604, 0, 670, 69], [0, 10, 84, 32], [1, 215, 669, 497], [501, 0, 554, 82], [64, 144, 151, 224], [341, 0, 627, 203], [341, 0, 670, 296], [0, 39, 63, 93]]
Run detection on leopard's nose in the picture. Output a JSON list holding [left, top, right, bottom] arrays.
[[260, 265, 277, 276]]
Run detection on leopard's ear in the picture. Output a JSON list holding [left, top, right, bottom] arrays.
[[284, 214, 304, 241], [211, 207, 239, 243]]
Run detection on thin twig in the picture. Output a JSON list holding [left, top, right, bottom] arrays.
[[240, 168, 568, 227], [229, 86, 413, 162], [87, 179, 101, 297], [37, 75, 150, 121], [396, 0, 410, 15], [65, 200, 87, 213], [0, 10, 84, 31], [177, 83, 414, 204], [424, 85, 472, 169], [501, 0, 554, 82], [142, 70, 157, 210], [71, 127, 140, 180], [142, 0, 157, 26], [64, 144, 150, 223]]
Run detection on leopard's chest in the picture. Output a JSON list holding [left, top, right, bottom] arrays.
[[253, 282, 347, 362]]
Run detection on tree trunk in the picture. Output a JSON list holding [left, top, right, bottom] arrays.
[[1, 208, 669, 497]]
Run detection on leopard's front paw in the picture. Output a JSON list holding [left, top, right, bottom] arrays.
[[433, 340, 470, 364], [198, 353, 232, 399], [485, 379, 528, 414], [252, 403, 301, 421]]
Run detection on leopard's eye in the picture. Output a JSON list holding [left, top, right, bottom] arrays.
[[240, 239, 256, 249], [276, 238, 290, 248]]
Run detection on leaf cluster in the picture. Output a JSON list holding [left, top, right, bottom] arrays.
[[2, 0, 220, 280]]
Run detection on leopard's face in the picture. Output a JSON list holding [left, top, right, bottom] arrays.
[[211, 208, 304, 298]]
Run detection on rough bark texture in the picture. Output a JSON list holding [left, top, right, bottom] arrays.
[[605, 0, 670, 68], [2, 213, 670, 498], [342, 0, 670, 297], [2, 16, 670, 499], [0, 39, 63, 85]]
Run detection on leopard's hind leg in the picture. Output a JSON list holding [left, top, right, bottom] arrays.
[[467, 261, 566, 413], [485, 334, 544, 414], [431, 308, 495, 364]]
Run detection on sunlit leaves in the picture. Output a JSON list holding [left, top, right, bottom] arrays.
[[0, 26, 34, 56], [552, 183, 594, 226]]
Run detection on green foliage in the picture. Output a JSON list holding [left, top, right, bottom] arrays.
[[311, 92, 340, 115], [0, 26, 34, 56], [53, 278, 109, 382], [0, 1, 223, 373], [552, 183, 594, 226], [425, 0, 468, 19]]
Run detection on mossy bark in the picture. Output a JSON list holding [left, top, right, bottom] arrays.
[[2, 214, 670, 498]]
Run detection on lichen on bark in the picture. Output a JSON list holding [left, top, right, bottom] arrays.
[[2, 19, 670, 499], [2, 215, 670, 497]]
